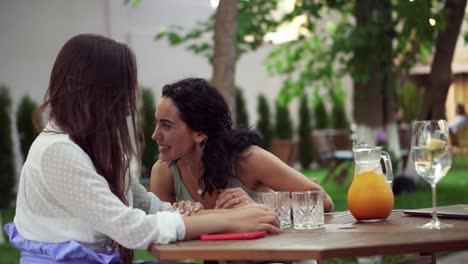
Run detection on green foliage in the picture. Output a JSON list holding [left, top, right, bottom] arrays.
[[396, 80, 423, 124], [275, 101, 293, 140], [256, 94, 273, 150], [140, 87, 158, 177], [298, 95, 314, 169], [123, 0, 142, 9], [329, 88, 349, 130], [0, 85, 15, 208], [235, 87, 249, 128], [154, 0, 283, 61], [16, 95, 39, 161], [151, 0, 445, 107], [264, 1, 441, 104], [313, 91, 329, 130]]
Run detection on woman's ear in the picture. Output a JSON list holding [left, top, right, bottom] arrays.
[[194, 132, 207, 144]]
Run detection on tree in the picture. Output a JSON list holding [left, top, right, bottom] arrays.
[[263, 0, 442, 155], [0, 85, 15, 208], [212, 0, 239, 119], [419, 0, 467, 120], [235, 87, 249, 128], [140, 87, 158, 178], [352, 0, 394, 125], [298, 95, 314, 169], [396, 80, 423, 124], [257, 94, 273, 150], [153, 0, 462, 147], [16, 95, 39, 161], [154, 0, 282, 117]]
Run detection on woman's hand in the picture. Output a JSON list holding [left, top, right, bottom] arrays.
[[172, 200, 203, 216], [181, 203, 280, 240], [225, 203, 281, 234], [215, 187, 254, 209]]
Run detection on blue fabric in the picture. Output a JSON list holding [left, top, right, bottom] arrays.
[[4, 222, 161, 264]]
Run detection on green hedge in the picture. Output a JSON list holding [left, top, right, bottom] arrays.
[[256, 94, 272, 150], [313, 96, 328, 129], [235, 87, 249, 128], [140, 87, 158, 178], [298, 95, 314, 169], [0, 85, 15, 208], [16, 95, 39, 161], [275, 101, 293, 140]]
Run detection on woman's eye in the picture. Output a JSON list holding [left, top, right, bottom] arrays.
[[155, 120, 172, 130]]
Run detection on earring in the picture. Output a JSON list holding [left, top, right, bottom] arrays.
[[197, 137, 208, 152]]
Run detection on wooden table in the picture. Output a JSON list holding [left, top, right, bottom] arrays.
[[150, 210, 468, 263]]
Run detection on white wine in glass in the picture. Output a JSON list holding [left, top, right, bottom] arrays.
[[411, 120, 452, 229]]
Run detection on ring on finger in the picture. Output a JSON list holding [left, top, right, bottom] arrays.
[[189, 205, 194, 212], [235, 197, 240, 204]]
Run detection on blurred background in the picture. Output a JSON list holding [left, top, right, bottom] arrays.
[[1, 0, 468, 263]]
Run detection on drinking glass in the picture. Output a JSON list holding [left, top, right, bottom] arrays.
[[291, 191, 324, 229], [260, 191, 291, 229], [411, 120, 452, 229]]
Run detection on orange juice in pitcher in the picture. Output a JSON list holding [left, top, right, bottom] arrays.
[[347, 142, 394, 221]]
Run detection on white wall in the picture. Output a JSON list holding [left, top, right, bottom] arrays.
[[1, 0, 353, 122], [0, 0, 107, 104], [0, 0, 354, 178]]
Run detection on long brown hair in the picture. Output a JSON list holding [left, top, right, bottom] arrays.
[[38, 34, 139, 263]]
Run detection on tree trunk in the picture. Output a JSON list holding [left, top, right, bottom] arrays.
[[419, 0, 467, 120], [353, 0, 399, 155], [212, 0, 238, 121]]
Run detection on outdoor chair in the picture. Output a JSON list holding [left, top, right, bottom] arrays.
[[453, 125, 468, 167], [311, 130, 353, 184], [455, 125, 468, 151]]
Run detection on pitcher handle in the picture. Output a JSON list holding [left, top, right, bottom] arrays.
[[381, 151, 393, 186]]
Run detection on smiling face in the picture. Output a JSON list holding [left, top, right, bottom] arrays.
[[152, 97, 205, 162]]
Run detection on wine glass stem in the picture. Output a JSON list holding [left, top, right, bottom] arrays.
[[431, 183, 439, 226]]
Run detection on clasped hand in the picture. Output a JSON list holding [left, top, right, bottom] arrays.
[[172, 187, 254, 214], [215, 187, 254, 209], [172, 201, 203, 216]]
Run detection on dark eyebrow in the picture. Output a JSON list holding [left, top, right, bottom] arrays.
[[158, 118, 175, 125]]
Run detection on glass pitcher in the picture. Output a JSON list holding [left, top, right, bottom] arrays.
[[347, 142, 394, 222]]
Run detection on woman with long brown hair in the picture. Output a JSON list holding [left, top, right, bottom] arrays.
[[4, 34, 279, 264]]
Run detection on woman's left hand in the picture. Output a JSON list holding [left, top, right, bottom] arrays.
[[215, 187, 254, 209], [172, 200, 203, 216]]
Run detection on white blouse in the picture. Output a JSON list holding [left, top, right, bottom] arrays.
[[14, 123, 185, 251]]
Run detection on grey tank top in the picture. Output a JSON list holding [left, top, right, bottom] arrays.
[[170, 161, 260, 203]]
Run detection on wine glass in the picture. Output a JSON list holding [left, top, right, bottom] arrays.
[[411, 120, 453, 229]]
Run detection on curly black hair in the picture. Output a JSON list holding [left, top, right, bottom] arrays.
[[162, 78, 262, 195]]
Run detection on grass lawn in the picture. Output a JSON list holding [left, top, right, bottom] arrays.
[[1, 156, 467, 263]]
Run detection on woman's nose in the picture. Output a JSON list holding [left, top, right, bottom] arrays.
[[152, 128, 161, 141]]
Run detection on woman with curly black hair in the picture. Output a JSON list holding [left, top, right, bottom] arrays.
[[150, 78, 333, 212]]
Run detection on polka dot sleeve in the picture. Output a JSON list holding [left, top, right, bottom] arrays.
[[40, 141, 185, 249], [129, 174, 172, 214]]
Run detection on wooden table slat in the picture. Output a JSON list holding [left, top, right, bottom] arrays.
[[150, 210, 468, 261]]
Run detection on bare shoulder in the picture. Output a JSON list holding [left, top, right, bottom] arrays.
[[238, 145, 280, 166], [150, 160, 175, 202], [151, 159, 172, 177], [236, 145, 284, 176]]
